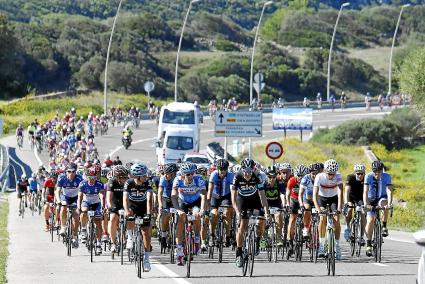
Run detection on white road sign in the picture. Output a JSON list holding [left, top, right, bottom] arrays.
[[144, 81, 155, 93], [215, 111, 262, 137]]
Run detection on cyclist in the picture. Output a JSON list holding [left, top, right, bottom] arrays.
[[313, 159, 343, 260], [106, 165, 128, 253], [208, 158, 234, 248], [122, 125, 133, 144], [316, 93, 322, 110], [232, 158, 268, 268], [124, 163, 153, 271], [28, 173, 40, 212], [171, 162, 206, 266], [27, 123, 36, 145], [277, 163, 293, 191], [263, 166, 286, 246], [56, 163, 83, 248], [286, 164, 309, 256], [42, 171, 59, 231], [299, 163, 320, 240], [16, 124, 24, 146], [340, 92, 347, 109], [16, 174, 30, 216], [344, 164, 366, 245], [158, 163, 178, 249], [364, 160, 393, 257], [77, 168, 105, 254]]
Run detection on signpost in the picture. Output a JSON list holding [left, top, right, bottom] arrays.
[[214, 111, 262, 137], [272, 108, 313, 141], [265, 141, 284, 165], [144, 81, 155, 103]]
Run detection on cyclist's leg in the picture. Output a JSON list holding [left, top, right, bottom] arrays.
[[303, 202, 312, 237], [108, 211, 119, 244]]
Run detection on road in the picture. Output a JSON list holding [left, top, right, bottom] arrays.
[[3, 106, 420, 284]]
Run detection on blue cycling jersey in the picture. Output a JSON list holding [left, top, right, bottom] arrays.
[[365, 172, 392, 200], [300, 175, 314, 200], [173, 175, 206, 204], [28, 178, 39, 191], [57, 174, 83, 198], [209, 170, 234, 197], [79, 180, 104, 204], [159, 176, 173, 199]]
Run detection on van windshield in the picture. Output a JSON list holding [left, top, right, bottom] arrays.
[[166, 136, 193, 150], [163, 109, 195, 124]]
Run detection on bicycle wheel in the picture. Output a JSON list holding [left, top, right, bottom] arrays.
[[374, 221, 382, 263], [248, 229, 255, 277], [282, 214, 289, 260], [267, 224, 274, 262], [90, 220, 94, 262], [120, 222, 125, 265], [137, 235, 143, 278], [218, 220, 224, 263], [350, 220, 356, 257], [329, 230, 335, 276], [312, 222, 319, 263], [50, 213, 55, 242], [186, 231, 193, 278], [295, 221, 303, 262], [242, 233, 249, 277], [169, 220, 175, 264], [356, 218, 363, 257], [272, 223, 278, 263], [67, 218, 72, 257]]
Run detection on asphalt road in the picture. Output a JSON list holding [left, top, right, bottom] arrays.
[[3, 105, 421, 284]]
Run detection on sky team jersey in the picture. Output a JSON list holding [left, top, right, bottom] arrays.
[[79, 180, 104, 204], [300, 175, 314, 200], [57, 174, 83, 197], [124, 178, 152, 203], [209, 170, 234, 197], [232, 173, 263, 197], [313, 172, 343, 198], [365, 172, 392, 200], [159, 176, 173, 199], [173, 175, 206, 204]]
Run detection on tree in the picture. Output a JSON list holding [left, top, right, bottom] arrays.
[[76, 55, 104, 89]]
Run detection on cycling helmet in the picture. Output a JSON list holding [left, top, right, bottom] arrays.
[[232, 164, 241, 174], [21, 174, 27, 179], [324, 159, 339, 174], [130, 163, 149, 177], [101, 167, 110, 178], [294, 164, 309, 177], [66, 163, 77, 172], [180, 162, 195, 175], [31, 172, 37, 178], [354, 164, 366, 173], [164, 163, 178, 175], [308, 163, 321, 173], [112, 165, 128, 178], [279, 162, 292, 172], [38, 165, 46, 172], [125, 162, 134, 172], [196, 166, 208, 176], [49, 171, 59, 180], [86, 167, 97, 178], [371, 160, 384, 172], [266, 166, 277, 177], [318, 163, 324, 171], [241, 158, 255, 169], [216, 159, 229, 170], [189, 163, 198, 173], [157, 164, 165, 175]]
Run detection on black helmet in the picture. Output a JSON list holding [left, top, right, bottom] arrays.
[[308, 163, 321, 173], [164, 163, 178, 175], [371, 160, 384, 171], [216, 159, 229, 170], [241, 158, 255, 169], [266, 166, 277, 177]]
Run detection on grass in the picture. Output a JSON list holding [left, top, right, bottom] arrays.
[[0, 92, 170, 135], [0, 193, 8, 284]]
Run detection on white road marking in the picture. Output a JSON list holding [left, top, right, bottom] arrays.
[[373, 263, 389, 267], [387, 237, 415, 244], [33, 147, 43, 166], [109, 137, 156, 156], [152, 264, 191, 284]]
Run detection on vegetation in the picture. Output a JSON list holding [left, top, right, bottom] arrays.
[[311, 108, 424, 150], [0, 194, 8, 283], [0, 92, 169, 135]]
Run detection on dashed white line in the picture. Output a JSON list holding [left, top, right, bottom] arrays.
[[152, 264, 191, 284], [373, 263, 389, 267]]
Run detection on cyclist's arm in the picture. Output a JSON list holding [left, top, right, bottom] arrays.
[[147, 191, 152, 215], [363, 183, 369, 206], [77, 191, 83, 210], [200, 188, 207, 213], [106, 190, 112, 209], [258, 189, 268, 214], [157, 186, 163, 210], [313, 186, 320, 210], [337, 183, 343, 212], [298, 185, 305, 206], [55, 186, 61, 204], [207, 181, 214, 201], [171, 186, 180, 211], [386, 185, 393, 206], [231, 185, 238, 214], [123, 192, 130, 214], [344, 184, 351, 204]]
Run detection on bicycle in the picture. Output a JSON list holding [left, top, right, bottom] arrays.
[[19, 194, 26, 219], [17, 135, 23, 149], [369, 205, 393, 263], [215, 205, 233, 263], [167, 208, 178, 264], [36, 192, 43, 216], [29, 192, 37, 216], [86, 210, 101, 262], [281, 206, 290, 260], [265, 207, 284, 263], [112, 209, 126, 263], [308, 207, 320, 263], [294, 208, 304, 262], [48, 203, 56, 242], [184, 209, 197, 278], [133, 216, 149, 279], [344, 204, 364, 257], [64, 206, 77, 257], [241, 212, 262, 277], [320, 205, 338, 276]]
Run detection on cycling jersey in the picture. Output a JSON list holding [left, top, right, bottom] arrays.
[[313, 172, 342, 198], [151, 175, 160, 193], [209, 170, 234, 198], [79, 180, 104, 204], [28, 177, 39, 192], [159, 176, 173, 199], [43, 178, 56, 200], [57, 174, 83, 198], [300, 175, 314, 201], [345, 174, 364, 202], [232, 172, 263, 197], [124, 178, 152, 203], [16, 179, 29, 192], [365, 172, 392, 201], [287, 176, 301, 199], [107, 177, 124, 212], [263, 179, 285, 204], [173, 175, 206, 204]]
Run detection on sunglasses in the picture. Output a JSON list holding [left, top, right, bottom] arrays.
[[327, 173, 336, 177], [355, 172, 365, 176], [87, 176, 96, 180], [185, 173, 194, 177], [67, 170, 75, 174], [242, 170, 253, 175]]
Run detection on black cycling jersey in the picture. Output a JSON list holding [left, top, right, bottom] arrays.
[[232, 173, 263, 197], [264, 179, 285, 201], [124, 178, 152, 203], [346, 174, 364, 202], [107, 177, 124, 206]]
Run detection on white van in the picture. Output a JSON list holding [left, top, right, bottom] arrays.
[[156, 127, 198, 164], [157, 102, 200, 147]]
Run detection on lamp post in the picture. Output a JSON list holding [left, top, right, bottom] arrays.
[[248, 1, 273, 160], [104, 0, 124, 115], [174, 0, 200, 102], [388, 4, 410, 96], [326, 2, 350, 102]]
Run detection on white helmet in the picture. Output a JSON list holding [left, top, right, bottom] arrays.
[[324, 159, 339, 174], [353, 164, 365, 173], [21, 174, 27, 179]]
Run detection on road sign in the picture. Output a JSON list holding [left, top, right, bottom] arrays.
[[215, 111, 262, 137], [144, 81, 155, 93], [265, 141, 283, 160], [253, 81, 265, 94], [272, 108, 313, 130], [254, 72, 264, 83]]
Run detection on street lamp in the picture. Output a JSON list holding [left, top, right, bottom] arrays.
[[388, 3, 410, 96], [104, 0, 124, 115], [326, 2, 349, 102], [248, 0, 273, 160], [174, 0, 200, 102]]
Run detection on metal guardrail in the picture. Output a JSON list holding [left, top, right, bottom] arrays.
[[0, 144, 9, 192]]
